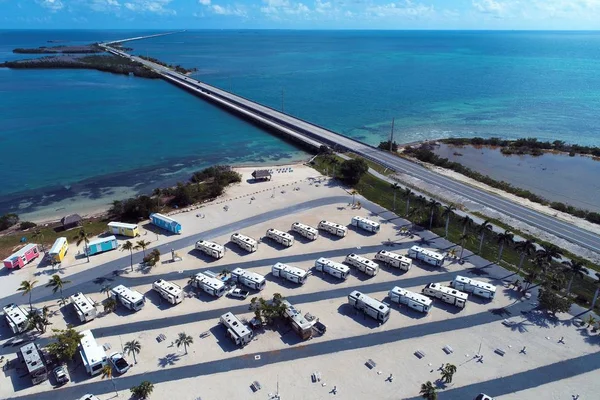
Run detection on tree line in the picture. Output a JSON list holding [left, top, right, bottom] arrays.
[[441, 137, 600, 157]]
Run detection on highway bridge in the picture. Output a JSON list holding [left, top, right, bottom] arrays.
[[100, 41, 600, 254]]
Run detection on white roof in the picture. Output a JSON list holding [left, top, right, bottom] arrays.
[[231, 268, 265, 284], [319, 220, 347, 230], [389, 286, 432, 306], [352, 216, 380, 226], [110, 285, 144, 303], [377, 250, 411, 262], [49, 237, 67, 255], [196, 240, 224, 253], [410, 245, 444, 261], [108, 221, 138, 229], [70, 292, 96, 314], [292, 222, 318, 232], [20, 342, 45, 374], [153, 279, 182, 296], [273, 262, 308, 277], [231, 233, 257, 245], [346, 253, 379, 267], [427, 283, 468, 300], [2, 303, 28, 326], [87, 236, 117, 247], [349, 291, 389, 313], [315, 257, 350, 273], [150, 213, 179, 224], [454, 276, 497, 293], [282, 300, 314, 330], [194, 272, 226, 290], [4, 243, 38, 261], [267, 228, 293, 239], [220, 312, 251, 338], [79, 330, 105, 365]]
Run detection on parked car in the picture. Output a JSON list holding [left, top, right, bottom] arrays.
[[313, 321, 327, 335], [78, 395, 100, 400], [474, 395, 495, 400], [229, 287, 249, 299], [109, 352, 130, 374], [53, 365, 69, 385]]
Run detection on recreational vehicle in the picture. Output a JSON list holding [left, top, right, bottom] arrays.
[[317, 220, 348, 238], [70, 292, 98, 323], [291, 222, 319, 240], [191, 272, 227, 297], [3, 303, 29, 334], [388, 286, 433, 313], [18, 343, 48, 385], [272, 262, 309, 284], [374, 250, 412, 271], [110, 285, 146, 311], [48, 237, 68, 263], [347, 291, 390, 323], [314, 257, 350, 280], [265, 228, 294, 247], [230, 268, 266, 291], [345, 253, 379, 276], [230, 233, 258, 253], [451, 276, 496, 299], [195, 240, 225, 259], [407, 245, 445, 267], [79, 330, 107, 376], [3, 244, 40, 269], [220, 312, 253, 346], [85, 236, 118, 256], [422, 283, 468, 309], [107, 222, 139, 238], [152, 279, 183, 305], [350, 216, 380, 233], [282, 300, 315, 340], [149, 213, 182, 234]]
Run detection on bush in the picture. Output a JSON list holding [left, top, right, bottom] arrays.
[[378, 140, 398, 152], [46, 328, 83, 362], [0, 213, 19, 231], [339, 158, 369, 185], [19, 221, 37, 230], [538, 289, 573, 314]]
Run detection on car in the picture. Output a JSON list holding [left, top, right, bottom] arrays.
[[78, 395, 100, 400], [474, 394, 495, 400], [109, 352, 130, 374], [229, 288, 250, 299], [313, 321, 327, 335], [53, 365, 69, 385]]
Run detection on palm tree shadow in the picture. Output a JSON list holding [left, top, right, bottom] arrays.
[[523, 309, 560, 329], [158, 353, 181, 368], [510, 319, 533, 333], [466, 267, 490, 277], [489, 307, 512, 318], [93, 276, 114, 285]]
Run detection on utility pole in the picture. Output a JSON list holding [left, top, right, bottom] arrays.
[[389, 118, 395, 152]]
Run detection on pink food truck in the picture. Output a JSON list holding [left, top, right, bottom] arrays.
[[3, 244, 40, 269]]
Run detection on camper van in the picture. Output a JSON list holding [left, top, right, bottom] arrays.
[[291, 222, 319, 240], [110, 285, 145, 311], [388, 286, 433, 313], [350, 216, 380, 233], [70, 292, 98, 323], [191, 272, 227, 297], [230, 268, 266, 291], [422, 283, 468, 309], [195, 240, 225, 259], [451, 276, 496, 299], [230, 233, 258, 253], [3, 244, 40, 269], [317, 220, 348, 238], [79, 330, 107, 376], [18, 343, 48, 385], [85, 236, 118, 256], [407, 245, 445, 267], [3, 303, 29, 334], [152, 279, 183, 305], [345, 253, 379, 276], [220, 312, 253, 346], [265, 228, 294, 247], [149, 213, 182, 234], [314, 257, 350, 280], [347, 291, 390, 323], [107, 222, 139, 238], [374, 250, 412, 271], [282, 300, 315, 340], [272, 262, 309, 284], [48, 237, 68, 263]]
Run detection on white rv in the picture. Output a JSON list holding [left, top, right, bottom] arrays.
[[3, 303, 29, 334], [192, 272, 227, 297], [347, 291, 390, 323], [388, 286, 433, 313], [79, 330, 107, 376], [195, 240, 225, 259], [220, 312, 253, 346], [451, 276, 496, 299], [265, 228, 294, 247], [272, 262, 309, 284], [422, 283, 468, 309], [282, 300, 315, 340], [317, 220, 348, 238], [152, 279, 183, 305], [374, 250, 412, 271], [407, 245, 445, 267], [350, 216, 380, 233], [230, 233, 258, 253], [291, 222, 319, 240], [110, 285, 145, 311], [70, 292, 98, 323], [230, 268, 266, 291], [314, 257, 350, 280], [345, 253, 379, 276]]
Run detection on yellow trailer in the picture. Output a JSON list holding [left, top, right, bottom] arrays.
[[49, 237, 68, 263], [108, 222, 140, 238]]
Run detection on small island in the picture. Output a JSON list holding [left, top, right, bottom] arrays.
[[13, 44, 104, 54], [137, 55, 198, 75]]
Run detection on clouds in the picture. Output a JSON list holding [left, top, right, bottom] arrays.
[[472, 0, 506, 15], [37, 0, 64, 11], [366, 1, 435, 19], [211, 4, 247, 16], [123, 0, 176, 14]]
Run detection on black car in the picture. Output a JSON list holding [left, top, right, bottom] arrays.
[[313, 321, 327, 335]]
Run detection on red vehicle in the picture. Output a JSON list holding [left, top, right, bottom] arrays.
[[3, 244, 40, 269]]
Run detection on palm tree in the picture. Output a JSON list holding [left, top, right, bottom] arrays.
[[57, 296, 69, 308], [27, 306, 51, 333], [131, 381, 154, 399], [515, 239, 536, 275], [101, 364, 118, 396], [562, 260, 588, 295], [46, 274, 71, 299], [458, 233, 473, 261], [18, 279, 38, 311], [427, 199, 441, 229], [459, 214, 473, 235], [591, 272, 600, 310], [175, 332, 193, 355], [404, 187, 413, 216], [32, 229, 46, 252], [407, 206, 424, 231], [420, 381, 437, 400], [153, 187, 162, 208], [391, 183, 400, 212], [101, 284, 112, 299], [442, 204, 456, 238], [536, 244, 562, 264], [74, 228, 91, 263], [496, 230, 514, 263], [121, 240, 135, 271], [524, 270, 538, 291], [477, 219, 493, 254], [441, 363, 457, 383], [135, 240, 151, 257], [124, 340, 142, 364]]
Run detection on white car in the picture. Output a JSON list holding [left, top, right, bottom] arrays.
[[229, 288, 249, 299], [109, 352, 130, 374]]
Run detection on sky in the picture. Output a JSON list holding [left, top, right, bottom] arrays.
[[1, 0, 600, 30]]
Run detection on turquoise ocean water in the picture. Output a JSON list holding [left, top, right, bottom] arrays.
[[1, 30, 600, 217]]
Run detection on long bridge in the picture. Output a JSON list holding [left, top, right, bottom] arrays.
[[99, 40, 600, 254]]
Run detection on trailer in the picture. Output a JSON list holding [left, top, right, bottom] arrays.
[[317, 220, 348, 238], [85, 236, 118, 256], [191, 272, 227, 297], [388, 286, 433, 313], [152, 279, 183, 305], [149, 213, 182, 234], [230, 268, 266, 291], [110, 285, 146, 311], [422, 283, 468, 309], [450, 276, 496, 299], [18, 343, 48, 385], [374, 250, 412, 271], [291, 222, 319, 240], [282, 300, 315, 340], [79, 330, 107, 376], [195, 240, 225, 259], [407, 245, 445, 267], [48, 237, 68, 263], [230, 233, 258, 253], [350, 216, 380, 233], [3, 303, 29, 334], [3, 244, 40, 269], [107, 222, 139, 238], [314, 257, 350, 280], [345, 253, 379, 276], [265, 228, 294, 247], [272, 262, 309, 284], [220, 312, 253, 346], [70, 292, 98, 322], [347, 291, 390, 323]]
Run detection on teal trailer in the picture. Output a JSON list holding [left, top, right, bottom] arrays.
[[85, 236, 118, 256]]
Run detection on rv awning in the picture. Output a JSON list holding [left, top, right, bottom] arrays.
[[251, 170, 272, 179]]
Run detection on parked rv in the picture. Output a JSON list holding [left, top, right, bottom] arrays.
[[220, 312, 253, 346], [79, 330, 107, 376], [70, 292, 98, 323], [230, 233, 258, 253], [149, 213, 182, 234], [350, 216, 380, 233], [282, 300, 315, 340], [110, 285, 145, 311], [3, 244, 40, 269], [152, 279, 183, 305], [18, 342, 48, 385], [347, 291, 390, 323], [230, 268, 266, 291], [388, 286, 433, 313], [407, 245, 445, 267], [195, 240, 225, 259], [345, 253, 379, 276], [291, 222, 319, 240], [451, 276, 496, 299], [265, 228, 294, 247], [374, 250, 412, 271], [48, 237, 68, 263], [314, 257, 350, 280], [3, 303, 30, 334], [191, 272, 227, 297], [85, 236, 118, 256], [422, 283, 468, 309], [272, 262, 309, 284], [107, 222, 139, 238], [317, 220, 348, 237]]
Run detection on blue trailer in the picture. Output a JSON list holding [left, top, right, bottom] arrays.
[[85, 236, 118, 256], [150, 213, 182, 234]]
